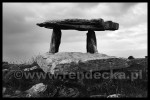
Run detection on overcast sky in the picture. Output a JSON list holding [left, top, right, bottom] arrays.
[[3, 3, 147, 63]]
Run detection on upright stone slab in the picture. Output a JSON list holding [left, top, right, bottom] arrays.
[[49, 27, 62, 53], [86, 30, 98, 53]]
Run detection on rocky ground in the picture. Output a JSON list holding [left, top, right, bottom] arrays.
[[2, 52, 147, 98]]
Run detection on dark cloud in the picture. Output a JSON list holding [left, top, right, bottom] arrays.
[[75, 3, 100, 9], [102, 3, 138, 17], [121, 3, 138, 10], [105, 3, 147, 28], [3, 3, 36, 34], [3, 16, 34, 34]]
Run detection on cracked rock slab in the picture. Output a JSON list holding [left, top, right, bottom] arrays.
[[35, 52, 129, 74]]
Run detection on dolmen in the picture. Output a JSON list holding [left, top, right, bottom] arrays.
[[37, 18, 119, 54]]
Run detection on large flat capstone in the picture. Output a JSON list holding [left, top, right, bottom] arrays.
[[35, 52, 129, 74], [37, 18, 119, 31]]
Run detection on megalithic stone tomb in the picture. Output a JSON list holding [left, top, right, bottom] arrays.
[[37, 18, 119, 54]]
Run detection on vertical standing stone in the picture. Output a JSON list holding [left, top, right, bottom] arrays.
[[49, 27, 62, 53], [86, 30, 98, 53]]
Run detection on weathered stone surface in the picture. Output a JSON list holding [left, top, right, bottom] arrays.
[[3, 87, 6, 94], [46, 18, 104, 25], [25, 83, 47, 97], [104, 21, 119, 30], [23, 66, 38, 71], [58, 86, 79, 97], [35, 52, 129, 74], [86, 30, 98, 53], [90, 94, 107, 98], [49, 27, 62, 53], [107, 94, 122, 98], [36, 18, 119, 31]]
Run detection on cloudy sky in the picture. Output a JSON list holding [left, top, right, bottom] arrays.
[[3, 3, 147, 63]]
